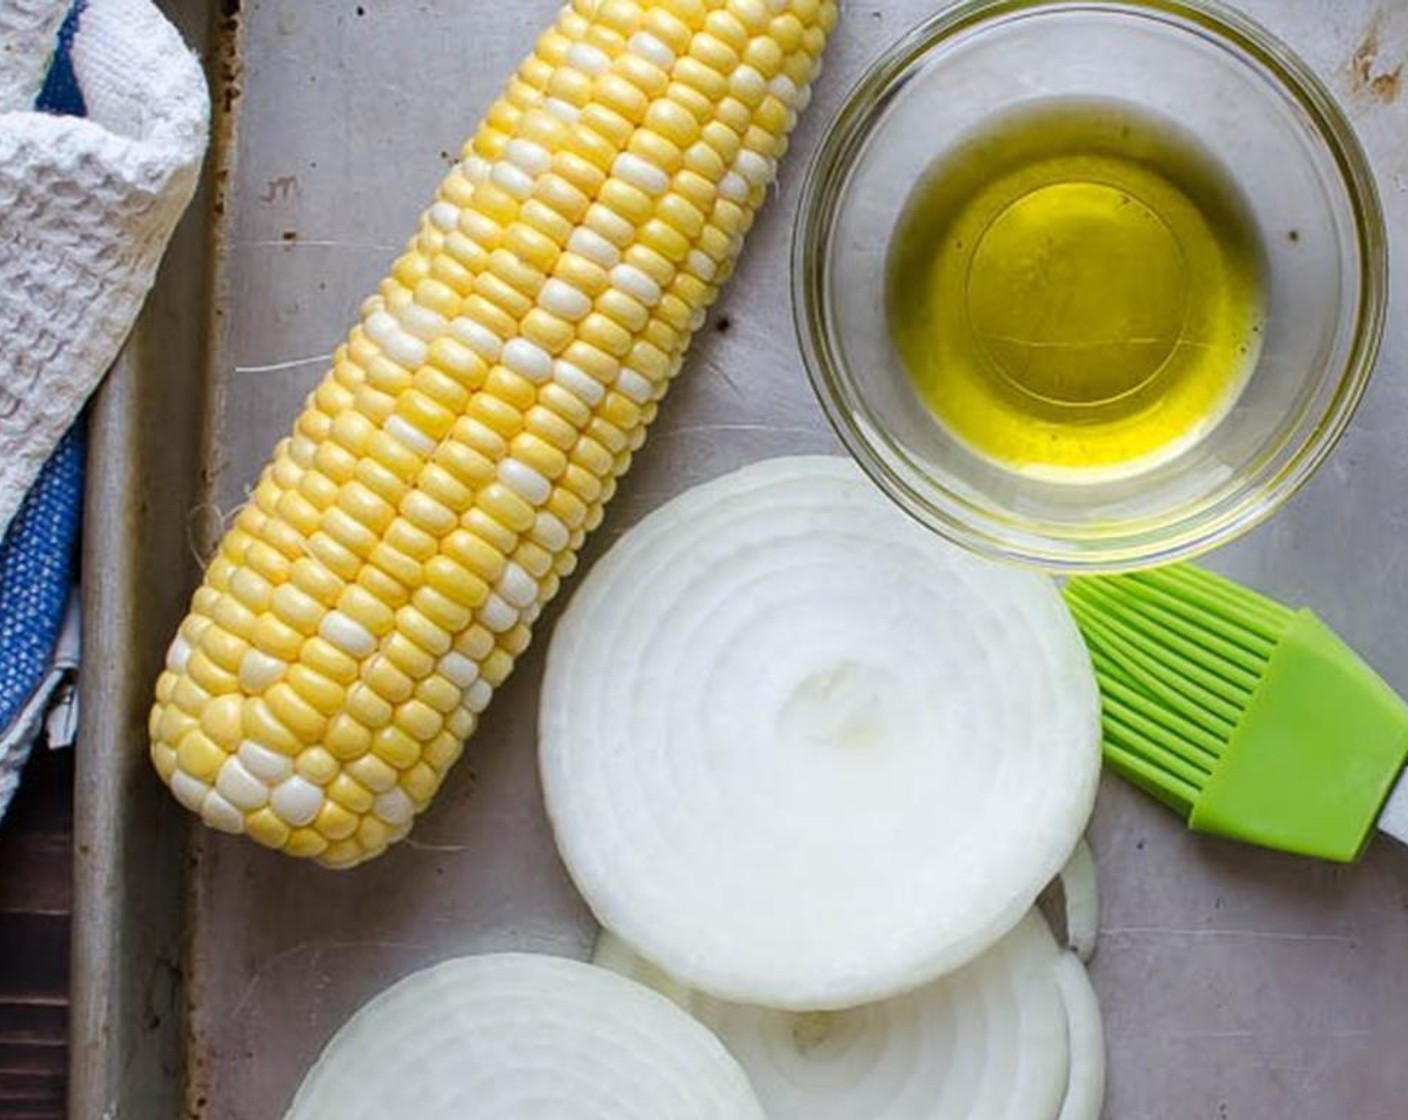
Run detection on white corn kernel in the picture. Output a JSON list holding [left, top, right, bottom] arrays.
[[202, 791, 247, 834], [505, 139, 552, 176], [616, 368, 654, 403], [320, 611, 378, 658], [239, 740, 295, 783], [430, 201, 460, 231], [730, 65, 768, 103], [686, 249, 717, 282], [460, 155, 491, 184], [735, 150, 775, 188], [569, 227, 621, 268], [769, 74, 799, 106], [374, 787, 416, 826], [614, 153, 670, 197], [544, 97, 582, 123], [479, 594, 518, 634], [491, 161, 535, 200], [567, 42, 610, 76], [503, 339, 554, 383], [367, 309, 429, 368], [610, 264, 662, 307], [497, 562, 538, 609], [465, 679, 494, 714], [216, 756, 271, 811], [271, 776, 324, 827], [719, 171, 750, 202], [239, 650, 287, 692], [171, 772, 211, 814], [398, 301, 448, 342], [451, 317, 504, 361], [438, 651, 481, 689], [166, 635, 192, 674], [554, 359, 606, 405], [541, 278, 593, 321], [385, 415, 438, 456], [499, 459, 552, 505], [629, 31, 676, 69], [532, 511, 570, 552]]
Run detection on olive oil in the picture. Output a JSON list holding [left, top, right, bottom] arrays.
[[887, 99, 1264, 480]]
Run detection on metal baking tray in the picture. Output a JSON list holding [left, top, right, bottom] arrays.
[[72, 1, 1408, 1117]]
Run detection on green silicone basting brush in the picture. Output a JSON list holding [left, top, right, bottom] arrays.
[[1064, 564, 1408, 862]]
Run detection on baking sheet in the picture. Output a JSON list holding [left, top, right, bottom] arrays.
[[79, 1, 1408, 1117]]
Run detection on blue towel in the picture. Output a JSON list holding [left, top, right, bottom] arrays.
[[0, 1, 89, 748]]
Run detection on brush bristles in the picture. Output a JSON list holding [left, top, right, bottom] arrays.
[[1064, 565, 1295, 816]]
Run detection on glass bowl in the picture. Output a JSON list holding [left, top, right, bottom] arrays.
[[794, 0, 1386, 571]]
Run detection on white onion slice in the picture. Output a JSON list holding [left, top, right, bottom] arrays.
[[1054, 953, 1107, 1120], [541, 456, 1100, 1008], [284, 953, 765, 1119], [595, 909, 1105, 1119], [1057, 839, 1101, 962]]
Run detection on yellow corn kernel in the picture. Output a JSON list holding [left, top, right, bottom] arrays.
[[325, 715, 373, 762], [176, 731, 227, 784], [464, 508, 519, 556], [265, 682, 329, 742], [416, 674, 462, 716], [327, 773, 375, 815], [285, 828, 329, 859], [295, 746, 340, 786], [245, 809, 292, 849], [372, 725, 422, 770], [401, 762, 441, 806], [397, 605, 453, 657], [315, 802, 360, 841]]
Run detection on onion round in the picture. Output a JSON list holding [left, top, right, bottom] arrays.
[[596, 910, 1105, 1119], [542, 456, 1100, 1008], [284, 953, 766, 1119], [1058, 839, 1101, 962]]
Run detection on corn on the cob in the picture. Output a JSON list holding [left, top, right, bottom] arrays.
[[150, 0, 836, 868]]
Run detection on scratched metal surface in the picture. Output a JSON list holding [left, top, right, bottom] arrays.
[[183, 2, 1408, 1117]]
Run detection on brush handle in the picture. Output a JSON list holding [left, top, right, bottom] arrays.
[[1378, 769, 1408, 848]]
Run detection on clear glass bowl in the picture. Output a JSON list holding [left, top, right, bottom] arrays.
[[794, 0, 1386, 571]]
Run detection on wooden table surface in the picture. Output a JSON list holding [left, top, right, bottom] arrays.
[[0, 749, 73, 1119]]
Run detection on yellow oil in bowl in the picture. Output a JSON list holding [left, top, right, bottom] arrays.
[[887, 99, 1265, 480]]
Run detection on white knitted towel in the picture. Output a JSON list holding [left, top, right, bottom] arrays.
[[0, 0, 209, 539]]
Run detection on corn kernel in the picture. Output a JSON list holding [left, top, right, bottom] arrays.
[[372, 725, 422, 770], [416, 674, 462, 715], [464, 508, 520, 555], [326, 714, 373, 761], [396, 606, 453, 657], [401, 762, 441, 806], [295, 746, 340, 786], [424, 731, 465, 772], [266, 682, 329, 742], [285, 828, 329, 859], [245, 809, 292, 849], [356, 816, 390, 851], [346, 682, 395, 730], [286, 664, 345, 718], [177, 730, 227, 784], [328, 773, 375, 815], [314, 802, 360, 841]]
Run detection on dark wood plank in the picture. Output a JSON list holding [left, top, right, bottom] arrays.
[[0, 1040, 67, 1075], [0, 914, 70, 1002], [0, 749, 74, 1117], [0, 1003, 65, 1046]]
